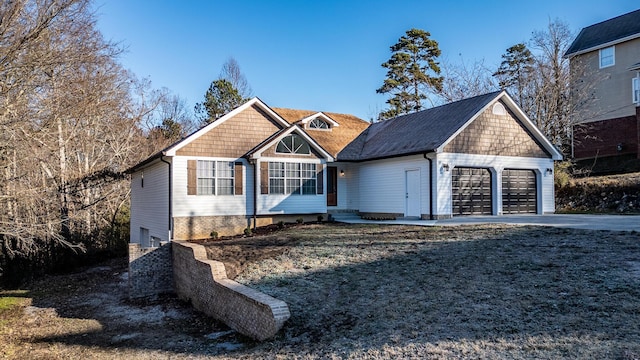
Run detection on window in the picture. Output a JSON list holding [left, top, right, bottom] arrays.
[[276, 134, 310, 154], [268, 162, 316, 195], [308, 117, 329, 129], [599, 46, 614, 68], [633, 76, 640, 104], [196, 160, 234, 195]]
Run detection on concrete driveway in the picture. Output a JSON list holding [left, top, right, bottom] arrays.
[[436, 214, 640, 232], [333, 213, 640, 232]]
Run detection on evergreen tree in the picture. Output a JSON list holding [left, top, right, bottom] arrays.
[[376, 28, 443, 120], [493, 43, 534, 106], [195, 79, 245, 124]]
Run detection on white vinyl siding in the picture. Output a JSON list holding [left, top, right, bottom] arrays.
[[173, 157, 250, 217], [358, 155, 430, 216], [129, 160, 170, 245]]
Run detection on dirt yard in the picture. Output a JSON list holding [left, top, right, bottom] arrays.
[[2, 223, 640, 359]]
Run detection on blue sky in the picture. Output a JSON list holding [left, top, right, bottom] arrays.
[[95, 1, 638, 121]]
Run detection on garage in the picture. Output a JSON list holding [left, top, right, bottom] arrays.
[[502, 169, 537, 214], [452, 167, 492, 216]]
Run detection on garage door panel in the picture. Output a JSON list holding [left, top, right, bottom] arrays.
[[452, 167, 492, 216], [502, 169, 537, 214]]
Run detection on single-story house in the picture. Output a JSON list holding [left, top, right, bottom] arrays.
[[127, 90, 562, 246]]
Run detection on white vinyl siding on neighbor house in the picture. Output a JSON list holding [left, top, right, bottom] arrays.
[[435, 153, 556, 216], [599, 46, 615, 68], [258, 159, 326, 215], [358, 155, 431, 216], [173, 156, 251, 217], [130, 160, 170, 246]]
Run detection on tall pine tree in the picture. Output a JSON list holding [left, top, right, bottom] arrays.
[[376, 28, 443, 120]]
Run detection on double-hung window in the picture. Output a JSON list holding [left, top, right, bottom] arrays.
[[599, 46, 615, 68], [267, 162, 316, 195], [196, 160, 234, 195], [633, 76, 640, 104]]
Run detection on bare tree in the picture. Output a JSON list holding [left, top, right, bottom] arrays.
[[0, 0, 160, 271], [219, 57, 252, 99], [439, 55, 498, 103]]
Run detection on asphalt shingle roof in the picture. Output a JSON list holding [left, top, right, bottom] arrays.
[[565, 9, 640, 57], [338, 91, 502, 161]]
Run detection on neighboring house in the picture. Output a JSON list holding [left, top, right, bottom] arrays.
[[127, 91, 562, 245], [565, 9, 640, 174]]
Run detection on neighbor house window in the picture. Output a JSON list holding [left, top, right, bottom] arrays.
[[599, 46, 615, 68], [633, 76, 640, 104], [308, 117, 330, 129], [276, 134, 310, 154], [268, 162, 316, 195], [196, 160, 234, 195]]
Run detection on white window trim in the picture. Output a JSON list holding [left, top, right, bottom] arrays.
[[633, 75, 640, 104], [275, 134, 312, 156], [599, 46, 615, 69], [267, 161, 317, 195], [196, 160, 235, 196]]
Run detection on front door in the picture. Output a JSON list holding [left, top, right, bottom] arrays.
[[327, 166, 338, 206], [405, 169, 420, 217]]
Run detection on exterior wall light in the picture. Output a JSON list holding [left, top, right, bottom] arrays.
[[546, 168, 553, 175], [442, 163, 450, 171], [340, 169, 345, 176]]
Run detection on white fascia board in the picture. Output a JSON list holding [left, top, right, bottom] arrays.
[[251, 125, 334, 162], [164, 97, 290, 156], [299, 112, 340, 127]]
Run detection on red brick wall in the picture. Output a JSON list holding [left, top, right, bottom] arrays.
[[573, 115, 639, 160]]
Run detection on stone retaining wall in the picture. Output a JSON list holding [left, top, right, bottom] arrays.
[[172, 240, 290, 340], [128, 242, 173, 299]]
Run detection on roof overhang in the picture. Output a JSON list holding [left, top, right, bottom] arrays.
[[298, 112, 340, 127], [246, 125, 334, 162], [564, 33, 640, 58]]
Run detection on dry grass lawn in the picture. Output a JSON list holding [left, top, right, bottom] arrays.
[[1, 223, 639, 359]]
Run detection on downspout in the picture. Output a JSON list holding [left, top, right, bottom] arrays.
[[251, 159, 258, 231], [424, 152, 435, 220], [160, 155, 172, 240]]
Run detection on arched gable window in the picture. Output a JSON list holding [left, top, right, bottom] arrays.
[[309, 117, 329, 129], [276, 134, 310, 154]]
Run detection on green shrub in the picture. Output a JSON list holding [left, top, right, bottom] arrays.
[[317, 214, 324, 222], [209, 231, 219, 240], [296, 217, 304, 224], [243, 227, 252, 237], [554, 161, 573, 189], [277, 221, 285, 229]]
